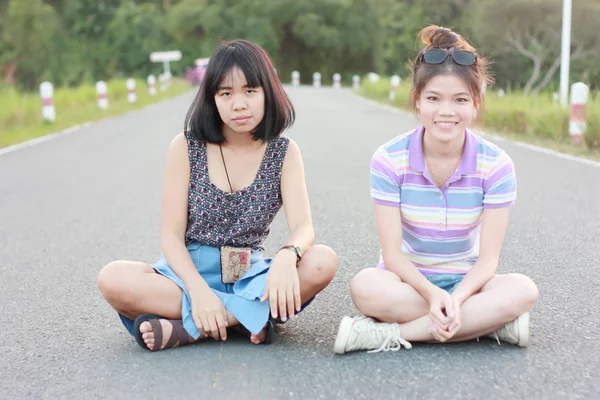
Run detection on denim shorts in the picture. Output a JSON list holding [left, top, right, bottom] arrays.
[[425, 273, 465, 294], [376, 262, 465, 293]]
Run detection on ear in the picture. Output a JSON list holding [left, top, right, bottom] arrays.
[[412, 89, 420, 110]]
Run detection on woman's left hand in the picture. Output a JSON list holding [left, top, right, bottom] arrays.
[[261, 251, 301, 321], [444, 295, 463, 339]]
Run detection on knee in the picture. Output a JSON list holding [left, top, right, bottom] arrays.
[[301, 244, 338, 286], [509, 273, 539, 315], [97, 261, 135, 309], [349, 269, 378, 304]]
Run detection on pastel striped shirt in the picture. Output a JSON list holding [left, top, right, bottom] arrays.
[[370, 126, 517, 275]]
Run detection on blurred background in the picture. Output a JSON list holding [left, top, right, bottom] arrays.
[[1, 0, 599, 153]]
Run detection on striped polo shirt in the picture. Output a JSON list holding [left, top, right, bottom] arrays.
[[370, 126, 517, 275]]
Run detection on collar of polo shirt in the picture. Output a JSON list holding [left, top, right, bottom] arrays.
[[408, 126, 478, 177]]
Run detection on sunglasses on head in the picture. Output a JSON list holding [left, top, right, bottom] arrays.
[[417, 49, 477, 66]]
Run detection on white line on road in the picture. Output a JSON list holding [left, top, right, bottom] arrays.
[[0, 122, 94, 156], [351, 91, 600, 169]]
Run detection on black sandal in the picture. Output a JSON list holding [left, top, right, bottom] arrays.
[[133, 314, 196, 352]]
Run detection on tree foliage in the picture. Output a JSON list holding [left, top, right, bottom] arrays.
[[1, 0, 598, 91]]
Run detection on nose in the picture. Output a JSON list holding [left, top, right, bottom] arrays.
[[438, 100, 456, 116], [232, 94, 248, 111]]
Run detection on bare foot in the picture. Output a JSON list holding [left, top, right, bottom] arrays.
[[139, 319, 205, 351], [249, 323, 269, 345]]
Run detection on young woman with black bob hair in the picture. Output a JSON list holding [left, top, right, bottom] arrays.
[[98, 39, 338, 351]]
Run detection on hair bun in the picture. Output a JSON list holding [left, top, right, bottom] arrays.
[[419, 25, 461, 49]]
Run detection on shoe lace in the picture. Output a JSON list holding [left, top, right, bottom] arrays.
[[487, 322, 518, 346], [350, 317, 412, 353]]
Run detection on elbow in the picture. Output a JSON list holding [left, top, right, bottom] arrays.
[[306, 224, 315, 247]]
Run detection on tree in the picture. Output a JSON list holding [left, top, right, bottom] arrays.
[[0, 0, 61, 88], [472, 0, 600, 93]]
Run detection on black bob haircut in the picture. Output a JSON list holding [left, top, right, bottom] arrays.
[[184, 39, 295, 143]]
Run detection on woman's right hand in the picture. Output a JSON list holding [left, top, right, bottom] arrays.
[[427, 286, 455, 342], [189, 286, 229, 341]]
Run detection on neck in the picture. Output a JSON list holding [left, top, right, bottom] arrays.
[[221, 127, 261, 149], [422, 129, 465, 160]]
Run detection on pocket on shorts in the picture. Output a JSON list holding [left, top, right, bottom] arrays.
[[186, 241, 202, 266]]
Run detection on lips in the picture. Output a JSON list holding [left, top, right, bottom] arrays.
[[233, 116, 251, 122]]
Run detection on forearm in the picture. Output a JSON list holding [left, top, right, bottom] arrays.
[[451, 259, 497, 303], [383, 249, 437, 302], [161, 233, 209, 292]]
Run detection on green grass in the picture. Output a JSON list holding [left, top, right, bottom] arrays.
[[0, 78, 193, 149], [356, 77, 600, 161]]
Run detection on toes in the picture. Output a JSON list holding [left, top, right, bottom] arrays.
[[140, 321, 152, 334]]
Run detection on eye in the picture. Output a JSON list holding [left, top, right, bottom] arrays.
[[456, 98, 469, 102], [426, 96, 438, 101], [219, 91, 231, 97]]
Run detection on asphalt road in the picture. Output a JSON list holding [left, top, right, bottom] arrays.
[[1, 86, 599, 399]]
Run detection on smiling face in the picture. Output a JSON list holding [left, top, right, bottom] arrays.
[[214, 66, 265, 137], [415, 73, 477, 144]]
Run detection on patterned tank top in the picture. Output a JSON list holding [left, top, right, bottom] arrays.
[[184, 131, 290, 250]]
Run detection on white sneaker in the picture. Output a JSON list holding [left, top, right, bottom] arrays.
[[486, 312, 530, 347], [333, 315, 412, 354]]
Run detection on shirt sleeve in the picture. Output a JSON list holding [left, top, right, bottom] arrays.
[[483, 151, 517, 208], [370, 147, 401, 207]]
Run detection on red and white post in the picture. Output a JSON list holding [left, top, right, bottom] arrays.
[[147, 75, 157, 96], [389, 75, 400, 101], [126, 78, 137, 103], [96, 81, 108, 110], [569, 82, 589, 144], [291, 70, 300, 87], [39, 81, 55, 123], [333, 73, 341, 89]]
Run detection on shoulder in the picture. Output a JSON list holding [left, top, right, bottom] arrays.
[[281, 136, 301, 166], [169, 131, 189, 154], [165, 132, 191, 172], [472, 132, 515, 177], [371, 129, 414, 174], [375, 129, 414, 156]]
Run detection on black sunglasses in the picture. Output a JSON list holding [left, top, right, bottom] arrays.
[[418, 49, 477, 66]]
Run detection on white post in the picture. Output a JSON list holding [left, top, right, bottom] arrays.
[[313, 72, 321, 88], [291, 70, 300, 87], [368, 72, 380, 83], [389, 75, 401, 101], [147, 75, 157, 96], [497, 89, 505, 97], [333, 73, 341, 88], [39, 81, 55, 123], [559, 0, 572, 107], [126, 78, 137, 103], [352, 75, 360, 89], [569, 82, 588, 144], [159, 74, 167, 92], [96, 81, 108, 110]]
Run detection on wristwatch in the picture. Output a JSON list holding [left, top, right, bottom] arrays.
[[279, 245, 302, 263]]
